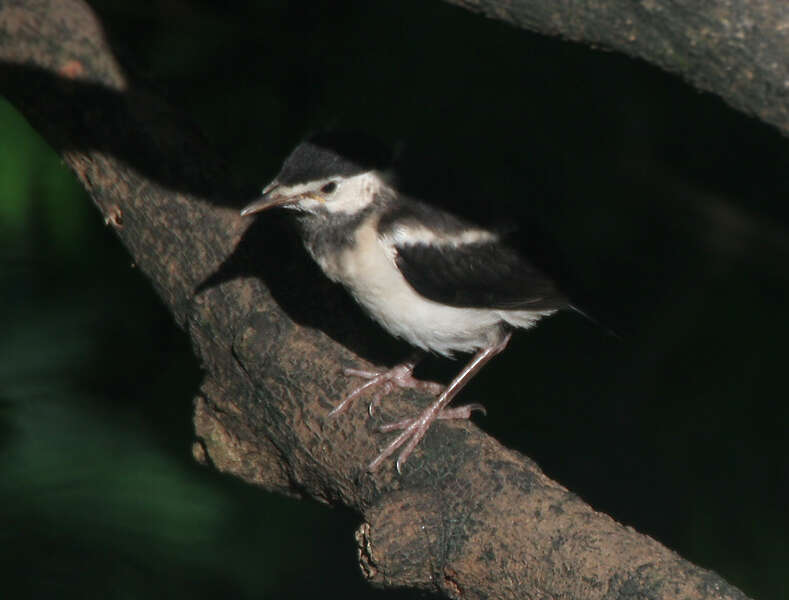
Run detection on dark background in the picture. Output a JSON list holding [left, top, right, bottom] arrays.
[[1, 1, 787, 598]]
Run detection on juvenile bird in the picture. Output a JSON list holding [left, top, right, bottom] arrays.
[[241, 133, 567, 472]]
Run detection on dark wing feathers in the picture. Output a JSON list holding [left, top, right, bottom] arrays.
[[380, 200, 567, 311], [394, 241, 566, 310]]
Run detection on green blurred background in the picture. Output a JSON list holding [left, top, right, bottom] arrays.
[[1, 1, 788, 598]]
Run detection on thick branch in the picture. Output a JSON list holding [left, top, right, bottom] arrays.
[[0, 1, 753, 599], [445, 0, 789, 137]]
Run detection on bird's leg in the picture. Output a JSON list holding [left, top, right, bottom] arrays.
[[368, 333, 512, 473], [329, 352, 444, 417]]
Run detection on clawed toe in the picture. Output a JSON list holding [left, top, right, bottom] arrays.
[[327, 375, 382, 417], [368, 402, 487, 472], [377, 403, 486, 432], [343, 367, 381, 379], [330, 356, 443, 417]]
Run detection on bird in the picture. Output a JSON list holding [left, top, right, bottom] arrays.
[[240, 133, 568, 472]]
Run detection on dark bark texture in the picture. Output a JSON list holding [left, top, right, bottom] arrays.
[[445, 0, 789, 138], [0, 0, 770, 598]]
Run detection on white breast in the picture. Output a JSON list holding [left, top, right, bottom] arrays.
[[330, 216, 544, 356]]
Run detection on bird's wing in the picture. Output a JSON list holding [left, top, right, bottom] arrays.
[[377, 200, 567, 311]]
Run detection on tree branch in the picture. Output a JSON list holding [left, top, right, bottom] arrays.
[[0, 1, 755, 598], [444, 0, 789, 138]]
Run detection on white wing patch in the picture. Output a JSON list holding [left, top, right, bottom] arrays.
[[382, 223, 498, 248]]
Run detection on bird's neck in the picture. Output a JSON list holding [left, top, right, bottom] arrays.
[[295, 205, 374, 261]]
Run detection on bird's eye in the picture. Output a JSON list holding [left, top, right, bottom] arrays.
[[321, 181, 337, 194]]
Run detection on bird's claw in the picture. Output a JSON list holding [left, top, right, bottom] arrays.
[[377, 403, 486, 432], [328, 361, 444, 417], [368, 403, 487, 472]]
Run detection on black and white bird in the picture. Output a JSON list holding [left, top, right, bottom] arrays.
[[241, 133, 568, 472]]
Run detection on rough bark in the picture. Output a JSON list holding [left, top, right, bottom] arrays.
[[444, 0, 789, 138], [0, 1, 759, 599]]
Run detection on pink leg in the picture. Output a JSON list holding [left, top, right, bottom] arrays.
[[329, 353, 444, 417], [378, 404, 486, 432], [368, 333, 512, 473]]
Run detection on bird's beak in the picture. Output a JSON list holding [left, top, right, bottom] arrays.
[[240, 183, 298, 216]]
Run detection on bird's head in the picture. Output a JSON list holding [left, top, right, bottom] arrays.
[[241, 132, 392, 219]]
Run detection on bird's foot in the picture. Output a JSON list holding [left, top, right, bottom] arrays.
[[328, 359, 444, 418], [377, 403, 486, 432], [368, 403, 486, 473]]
